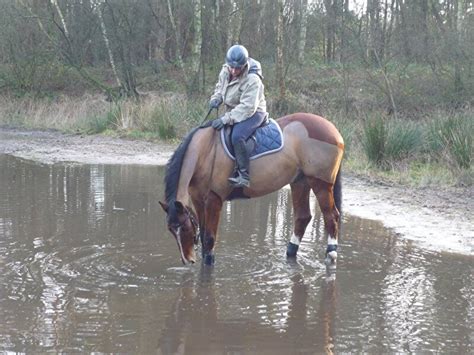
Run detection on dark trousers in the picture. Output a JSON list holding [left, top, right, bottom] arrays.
[[231, 111, 267, 146]]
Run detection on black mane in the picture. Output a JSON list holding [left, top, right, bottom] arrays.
[[164, 127, 200, 204]]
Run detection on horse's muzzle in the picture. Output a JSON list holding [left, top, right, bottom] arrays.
[[181, 257, 196, 265]]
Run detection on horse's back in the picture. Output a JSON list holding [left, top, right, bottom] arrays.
[[277, 113, 344, 184], [277, 113, 344, 148]]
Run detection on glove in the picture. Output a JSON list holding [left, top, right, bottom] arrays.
[[209, 98, 222, 109], [211, 118, 225, 130]]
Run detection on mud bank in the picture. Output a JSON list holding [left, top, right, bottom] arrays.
[[0, 127, 174, 165], [1, 127, 472, 255]]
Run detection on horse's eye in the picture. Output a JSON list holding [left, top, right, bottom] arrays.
[[181, 224, 193, 232], [168, 223, 180, 232]]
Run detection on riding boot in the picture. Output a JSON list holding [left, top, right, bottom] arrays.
[[228, 141, 250, 188]]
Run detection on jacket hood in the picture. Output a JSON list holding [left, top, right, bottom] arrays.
[[247, 58, 263, 80]]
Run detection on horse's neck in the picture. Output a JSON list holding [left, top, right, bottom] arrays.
[[176, 128, 216, 204]]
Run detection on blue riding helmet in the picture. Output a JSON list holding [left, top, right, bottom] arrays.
[[226, 45, 248, 69]]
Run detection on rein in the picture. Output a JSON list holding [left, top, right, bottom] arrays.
[[199, 107, 215, 126]]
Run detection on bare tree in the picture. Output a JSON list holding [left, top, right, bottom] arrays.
[[276, 0, 286, 105], [95, 2, 121, 88], [166, 0, 184, 69], [298, 0, 309, 63]]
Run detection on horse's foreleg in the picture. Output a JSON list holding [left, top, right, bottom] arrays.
[[201, 192, 223, 265], [308, 178, 340, 264], [287, 180, 312, 257]]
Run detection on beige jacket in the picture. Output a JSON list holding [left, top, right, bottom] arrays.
[[210, 59, 267, 125]]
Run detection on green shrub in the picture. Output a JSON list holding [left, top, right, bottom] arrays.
[[146, 105, 176, 139], [85, 105, 120, 133], [363, 114, 386, 166], [447, 121, 472, 169], [362, 116, 423, 167], [385, 120, 422, 161], [139, 96, 206, 139], [330, 112, 358, 157], [426, 113, 472, 169]]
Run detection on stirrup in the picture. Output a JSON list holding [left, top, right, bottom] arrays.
[[228, 173, 250, 188]]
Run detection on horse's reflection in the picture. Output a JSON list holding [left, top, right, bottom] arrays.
[[157, 268, 337, 354], [157, 269, 217, 355]]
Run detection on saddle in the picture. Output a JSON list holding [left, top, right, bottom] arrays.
[[220, 117, 284, 160]]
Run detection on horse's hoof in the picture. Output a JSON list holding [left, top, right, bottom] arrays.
[[325, 245, 337, 261], [286, 242, 299, 257], [324, 251, 337, 266], [203, 254, 215, 265], [325, 246, 337, 266], [327, 250, 337, 260]]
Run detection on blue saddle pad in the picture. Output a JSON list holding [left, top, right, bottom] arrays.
[[220, 118, 284, 160]]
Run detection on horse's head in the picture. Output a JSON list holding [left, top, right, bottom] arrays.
[[160, 200, 198, 265]]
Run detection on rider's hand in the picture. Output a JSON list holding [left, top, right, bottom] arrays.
[[209, 98, 221, 109], [211, 118, 225, 130]]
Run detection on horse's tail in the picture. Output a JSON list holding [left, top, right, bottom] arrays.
[[333, 165, 342, 213]]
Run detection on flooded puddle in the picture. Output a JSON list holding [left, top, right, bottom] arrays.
[[0, 155, 472, 353]]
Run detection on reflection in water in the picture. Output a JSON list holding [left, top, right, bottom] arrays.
[[382, 260, 436, 351], [157, 267, 338, 354], [0, 155, 472, 353]]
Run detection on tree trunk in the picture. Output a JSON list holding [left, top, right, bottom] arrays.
[[189, 0, 203, 92], [367, 0, 381, 65], [166, 0, 184, 69], [298, 0, 308, 64], [276, 0, 286, 107], [230, 0, 245, 46], [103, 1, 140, 101], [373, 49, 398, 119], [397, 0, 411, 59], [453, 0, 464, 97], [96, 5, 122, 88], [324, 0, 336, 63], [50, 0, 69, 38]]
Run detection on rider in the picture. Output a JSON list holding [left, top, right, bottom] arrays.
[[209, 44, 267, 188]]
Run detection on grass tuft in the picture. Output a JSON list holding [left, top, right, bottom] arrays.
[[363, 114, 386, 166], [426, 113, 472, 169], [385, 120, 422, 161]]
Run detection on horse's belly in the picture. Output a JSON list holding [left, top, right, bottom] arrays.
[[247, 154, 298, 197]]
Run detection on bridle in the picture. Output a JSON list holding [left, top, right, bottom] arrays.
[[170, 205, 199, 245], [187, 207, 200, 245]]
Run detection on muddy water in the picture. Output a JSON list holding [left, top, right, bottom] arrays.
[[0, 155, 472, 353]]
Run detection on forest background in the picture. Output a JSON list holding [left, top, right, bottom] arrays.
[[0, 0, 472, 187]]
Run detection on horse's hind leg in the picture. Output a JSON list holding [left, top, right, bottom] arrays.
[[287, 179, 312, 257], [307, 177, 340, 264]]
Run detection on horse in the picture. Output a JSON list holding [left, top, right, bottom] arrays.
[[159, 113, 344, 266]]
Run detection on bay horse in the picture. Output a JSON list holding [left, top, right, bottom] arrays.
[[159, 113, 344, 266]]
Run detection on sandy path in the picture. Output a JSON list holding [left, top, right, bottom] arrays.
[[1, 127, 472, 255]]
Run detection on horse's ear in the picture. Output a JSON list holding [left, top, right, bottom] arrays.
[[174, 201, 185, 214], [159, 201, 169, 213]]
